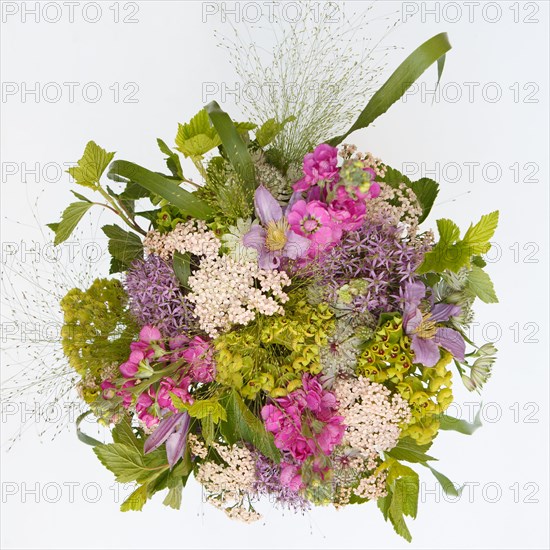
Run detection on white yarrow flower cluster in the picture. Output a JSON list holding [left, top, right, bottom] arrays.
[[144, 220, 220, 259], [195, 443, 261, 523], [336, 377, 411, 469], [188, 255, 290, 338]]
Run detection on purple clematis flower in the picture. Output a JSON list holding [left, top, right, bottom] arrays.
[[243, 185, 310, 270], [144, 411, 190, 469], [402, 281, 465, 368]]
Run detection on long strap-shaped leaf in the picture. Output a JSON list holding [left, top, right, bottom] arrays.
[[108, 160, 212, 219], [205, 101, 256, 193], [327, 32, 452, 146]]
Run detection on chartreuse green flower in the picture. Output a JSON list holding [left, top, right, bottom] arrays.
[[357, 315, 454, 445], [61, 278, 137, 401], [215, 291, 334, 399]]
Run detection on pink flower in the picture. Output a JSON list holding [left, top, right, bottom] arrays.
[[182, 336, 216, 383], [135, 387, 159, 428], [139, 325, 162, 343], [157, 377, 193, 412], [261, 374, 346, 464], [287, 200, 342, 259], [280, 463, 303, 491], [293, 144, 339, 192]]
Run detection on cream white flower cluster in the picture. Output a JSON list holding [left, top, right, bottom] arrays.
[[143, 219, 220, 260], [194, 442, 261, 523], [336, 377, 411, 470], [187, 254, 290, 338]]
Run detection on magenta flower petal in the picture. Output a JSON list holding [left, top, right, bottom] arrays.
[[434, 328, 465, 361], [139, 325, 162, 343], [411, 335, 441, 367], [254, 185, 283, 225], [120, 361, 138, 378]]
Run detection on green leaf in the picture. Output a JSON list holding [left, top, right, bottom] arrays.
[[108, 160, 212, 220], [48, 202, 93, 245], [157, 138, 183, 179], [112, 416, 143, 453], [463, 211, 499, 248], [467, 265, 498, 303], [438, 408, 482, 435], [418, 212, 499, 274], [102, 224, 143, 271], [409, 178, 439, 223], [205, 101, 256, 193], [256, 116, 295, 147], [120, 484, 148, 512], [471, 255, 487, 268], [379, 460, 419, 542], [175, 109, 221, 158], [70, 190, 92, 202], [328, 33, 451, 145], [76, 411, 103, 447], [67, 141, 115, 188], [93, 443, 147, 483], [221, 391, 280, 463], [172, 396, 226, 424], [201, 416, 215, 445], [163, 479, 183, 509], [425, 465, 461, 497], [173, 251, 191, 289], [387, 437, 437, 463]]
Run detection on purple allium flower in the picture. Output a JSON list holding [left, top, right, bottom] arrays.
[[253, 453, 311, 512], [125, 255, 195, 338], [318, 222, 430, 316], [402, 281, 465, 367]]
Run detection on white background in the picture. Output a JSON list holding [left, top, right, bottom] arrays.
[[1, 1, 549, 549]]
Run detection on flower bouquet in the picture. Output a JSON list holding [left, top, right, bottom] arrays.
[[49, 31, 499, 540]]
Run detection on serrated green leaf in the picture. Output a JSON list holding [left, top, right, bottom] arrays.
[[328, 33, 451, 146], [102, 224, 143, 269], [393, 475, 418, 518], [112, 416, 143, 453], [108, 160, 212, 219], [221, 391, 280, 463], [471, 255, 487, 268], [172, 396, 226, 424], [67, 141, 115, 188], [463, 211, 499, 249], [467, 265, 498, 303], [173, 251, 191, 289], [163, 479, 183, 509], [419, 213, 499, 274], [49, 201, 93, 245], [120, 483, 148, 511], [176, 134, 221, 158], [256, 116, 295, 147], [93, 443, 147, 483]]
